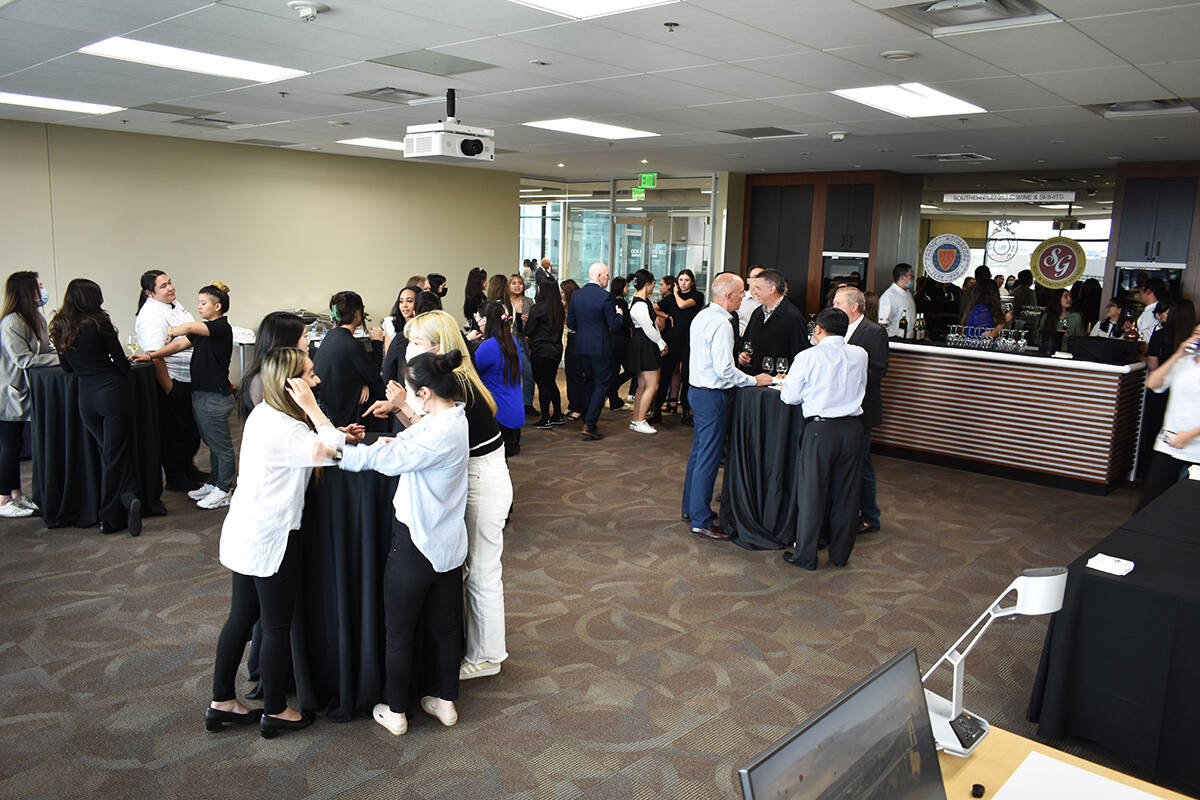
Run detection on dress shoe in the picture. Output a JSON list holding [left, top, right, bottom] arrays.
[[420, 696, 458, 727], [98, 521, 124, 535], [857, 522, 880, 535], [372, 703, 407, 735], [259, 710, 315, 739], [690, 524, 731, 541], [581, 427, 604, 440], [127, 497, 142, 538], [205, 706, 263, 732], [681, 513, 690, 522], [782, 550, 818, 571]]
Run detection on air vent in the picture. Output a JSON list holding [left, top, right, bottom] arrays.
[[1084, 98, 1200, 120], [173, 117, 244, 129], [914, 152, 994, 163], [369, 50, 496, 77], [345, 87, 431, 105], [235, 139, 295, 147], [1020, 175, 1089, 186], [134, 103, 220, 117], [720, 127, 807, 139], [880, 0, 1058, 37]]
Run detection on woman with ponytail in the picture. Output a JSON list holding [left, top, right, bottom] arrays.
[[312, 290, 383, 427], [473, 300, 525, 456], [333, 349, 471, 737]]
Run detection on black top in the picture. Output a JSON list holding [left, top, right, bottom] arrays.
[[466, 388, 503, 457], [59, 321, 131, 379], [188, 317, 233, 395], [312, 326, 382, 427], [1146, 329, 1170, 362], [740, 298, 809, 372], [524, 301, 563, 361], [463, 293, 485, 330], [665, 290, 704, 348], [381, 331, 408, 385], [612, 296, 632, 339]]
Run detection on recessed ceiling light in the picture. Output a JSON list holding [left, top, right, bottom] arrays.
[[0, 90, 123, 115], [1097, 200, 1114, 204], [524, 117, 659, 140], [920, 204, 939, 210], [831, 83, 985, 118], [1036, 159, 1047, 163], [640, 158, 649, 164], [557, 162, 566, 168], [78, 36, 307, 82], [504, 0, 681, 21], [881, 50, 918, 61], [337, 137, 405, 151]]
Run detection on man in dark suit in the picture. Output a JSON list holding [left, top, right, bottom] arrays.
[[833, 286, 889, 535], [737, 268, 808, 373], [565, 261, 624, 440]]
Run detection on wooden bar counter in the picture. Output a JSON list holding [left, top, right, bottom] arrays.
[[873, 342, 1146, 493]]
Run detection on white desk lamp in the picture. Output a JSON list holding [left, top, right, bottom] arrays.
[[922, 566, 1068, 757]]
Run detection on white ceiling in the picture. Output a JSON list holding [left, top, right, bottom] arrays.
[[1, 0, 1198, 179]]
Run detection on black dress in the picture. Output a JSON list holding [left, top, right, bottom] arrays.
[[312, 326, 383, 428], [627, 296, 661, 374]]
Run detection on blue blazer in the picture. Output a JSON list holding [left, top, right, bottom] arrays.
[[567, 282, 623, 356]]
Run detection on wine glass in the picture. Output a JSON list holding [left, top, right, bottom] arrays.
[[775, 356, 789, 377], [126, 335, 141, 357], [761, 356, 774, 375]]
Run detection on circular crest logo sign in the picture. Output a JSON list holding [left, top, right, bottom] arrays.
[[922, 234, 971, 283], [1031, 237, 1086, 289]]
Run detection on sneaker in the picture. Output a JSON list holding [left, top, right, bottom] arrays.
[[629, 420, 657, 435], [14, 496, 39, 512], [532, 420, 553, 430], [197, 488, 232, 509], [0, 502, 34, 518], [626, 393, 636, 403], [548, 415, 566, 426], [187, 483, 218, 501], [459, 660, 502, 680]]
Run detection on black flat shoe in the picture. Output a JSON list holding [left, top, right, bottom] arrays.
[[260, 710, 315, 739], [98, 522, 123, 535], [205, 706, 263, 732], [782, 550, 818, 571]]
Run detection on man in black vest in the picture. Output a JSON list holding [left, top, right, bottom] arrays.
[[833, 286, 889, 535], [737, 268, 808, 373]]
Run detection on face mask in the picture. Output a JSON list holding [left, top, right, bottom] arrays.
[[406, 343, 430, 363], [38, 287, 50, 307], [408, 389, 429, 417], [809, 333, 818, 347]]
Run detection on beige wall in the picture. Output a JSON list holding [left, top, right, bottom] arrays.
[[0, 119, 519, 360]]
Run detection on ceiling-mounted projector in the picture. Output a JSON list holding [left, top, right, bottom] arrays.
[[403, 89, 494, 162], [1052, 216, 1085, 231]]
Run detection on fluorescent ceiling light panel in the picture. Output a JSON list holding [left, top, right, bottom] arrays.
[[506, 0, 679, 20], [831, 83, 985, 118], [338, 137, 405, 151], [920, 204, 939, 209], [523, 117, 659, 140], [0, 90, 123, 115], [78, 37, 306, 83]]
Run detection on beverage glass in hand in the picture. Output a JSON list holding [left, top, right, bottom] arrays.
[[126, 335, 141, 357], [761, 356, 774, 375], [775, 356, 788, 377]]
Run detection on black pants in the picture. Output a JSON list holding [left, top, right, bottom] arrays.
[[564, 334, 587, 414], [579, 354, 612, 429], [1136, 450, 1189, 511], [530, 355, 562, 422], [655, 341, 691, 412], [78, 376, 139, 530], [383, 520, 462, 713], [795, 418, 864, 569], [0, 420, 22, 496], [212, 530, 301, 715], [500, 425, 521, 457], [160, 379, 201, 483], [608, 336, 631, 404]]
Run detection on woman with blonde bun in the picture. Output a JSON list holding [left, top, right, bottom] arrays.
[[147, 282, 237, 509]]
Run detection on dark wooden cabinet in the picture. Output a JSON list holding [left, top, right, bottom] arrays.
[[747, 184, 814, 299], [824, 183, 874, 252], [1115, 177, 1195, 265]]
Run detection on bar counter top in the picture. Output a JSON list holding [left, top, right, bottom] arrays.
[[889, 341, 1146, 375]]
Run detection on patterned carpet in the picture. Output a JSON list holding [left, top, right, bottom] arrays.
[[0, 400, 1170, 799]]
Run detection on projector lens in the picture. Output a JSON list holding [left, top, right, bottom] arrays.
[[460, 138, 483, 156]]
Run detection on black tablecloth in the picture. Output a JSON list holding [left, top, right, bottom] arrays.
[[1027, 480, 1200, 795], [721, 386, 807, 550], [27, 364, 166, 528], [293, 463, 397, 722]]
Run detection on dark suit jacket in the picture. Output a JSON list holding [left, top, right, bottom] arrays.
[[740, 298, 808, 371], [847, 317, 889, 429], [566, 282, 623, 356]]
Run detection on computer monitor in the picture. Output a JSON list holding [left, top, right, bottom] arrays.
[[738, 648, 946, 800]]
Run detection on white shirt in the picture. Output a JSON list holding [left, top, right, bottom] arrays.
[[878, 282, 917, 339], [689, 303, 757, 391], [219, 404, 345, 577], [845, 313, 864, 342], [631, 298, 665, 350], [135, 297, 195, 382], [779, 335, 867, 418], [1137, 306, 1159, 343], [1153, 354, 1200, 464], [737, 290, 761, 335], [340, 404, 469, 572]]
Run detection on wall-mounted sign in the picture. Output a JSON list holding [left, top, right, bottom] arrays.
[[638, 172, 658, 189], [943, 191, 1075, 203], [922, 234, 972, 283], [631, 186, 646, 201], [1031, 237, 1087, 289]]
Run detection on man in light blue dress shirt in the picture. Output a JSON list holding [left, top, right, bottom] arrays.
[[682, 273, 772, 540], [779, 307, 868, 570]]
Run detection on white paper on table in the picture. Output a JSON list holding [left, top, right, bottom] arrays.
[[994, 751, 1160, 800], [1086, 553, 1134, 576], [1189, 464, 1200, 481]]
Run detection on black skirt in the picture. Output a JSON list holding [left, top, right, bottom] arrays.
[[627, 330, 661, 374]]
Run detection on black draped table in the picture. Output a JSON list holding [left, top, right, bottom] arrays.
[[1027, 479, 1200, 796], [27, 363, 166, 528], [720, 385, 807, 550], [293, 461, 397, 722]]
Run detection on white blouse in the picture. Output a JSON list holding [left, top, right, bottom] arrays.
[[631, 298, 666, 351], [135, 298, 195, 382], [219, 403, 345, 577], [339, 404, 469, 573]]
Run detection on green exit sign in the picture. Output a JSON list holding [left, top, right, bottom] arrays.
[[631, 187, 646, 201], [638, 172, 658, 189]]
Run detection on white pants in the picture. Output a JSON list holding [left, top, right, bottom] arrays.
[[463, 447, 512, 665]]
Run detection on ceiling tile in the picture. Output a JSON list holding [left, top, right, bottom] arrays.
[[1071, 5, 1200, 65], [0, 0, 196, 39], [509, 82, 667, 118], [579, 73, 743, 106], [223, 0, 563, 37], [657, 63, 816, 97], [942, 21, 1126, 75], [994, 105, 1107, 126], [1136, 59, 1200, 98], [1025, 66, 1173, 105], [504, 22, 717, 72], [691, 0, 925, 49], [1037, 0, 1198, 18], [927, 76, 1071, 111], [1, 56, 252, 105], [430, 36, 631, 88], [826, 37, 1009, 83], [735, 51, 896, 91], [589, 2, 807, 60], [759, 91, 896, 123], [923, 113, 1020, 131]]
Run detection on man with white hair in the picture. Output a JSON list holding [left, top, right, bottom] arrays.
[[682, 273, 772, 540], [566, 262, 624, 439]]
